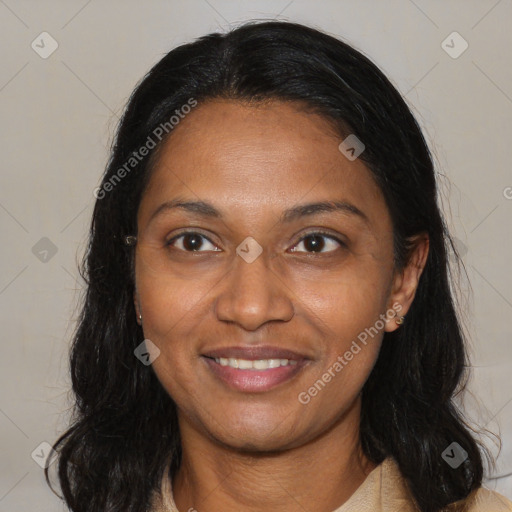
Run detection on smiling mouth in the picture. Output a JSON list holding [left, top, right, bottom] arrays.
[[202, 350, 308, 392], [211, 357, 298, 370]]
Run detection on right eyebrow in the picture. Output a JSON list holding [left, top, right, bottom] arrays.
[[148, 198, 221, 224]]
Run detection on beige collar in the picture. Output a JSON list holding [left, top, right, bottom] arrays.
[[150, 457, 419, 512]]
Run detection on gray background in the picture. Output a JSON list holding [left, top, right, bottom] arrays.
[[1, 0, 511, 509]]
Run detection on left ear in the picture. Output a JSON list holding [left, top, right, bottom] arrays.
[[385, 232, 430, 333]]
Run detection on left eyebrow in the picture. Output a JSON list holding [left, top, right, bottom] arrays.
[[280, 200, 370, 226]]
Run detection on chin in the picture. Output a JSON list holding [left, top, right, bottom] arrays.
[[207, 415, 306, 453], [219, 433, 297, 454]]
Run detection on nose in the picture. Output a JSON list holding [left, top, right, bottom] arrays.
[[214, 249, 294, 331]]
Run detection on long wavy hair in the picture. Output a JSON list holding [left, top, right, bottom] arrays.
[[46, 20, 493, 512]]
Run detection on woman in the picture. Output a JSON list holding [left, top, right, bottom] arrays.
[[46, 20, 512, 512]]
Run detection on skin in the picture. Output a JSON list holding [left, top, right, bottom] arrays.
[[133, 98, 429, 512]]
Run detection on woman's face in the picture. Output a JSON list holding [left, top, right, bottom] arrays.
[[134, 98, 414, 452]]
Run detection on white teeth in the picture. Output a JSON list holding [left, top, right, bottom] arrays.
[[214, 357, 298, 370], [253, 359, 269, 370], [238, 359, 253, 369]]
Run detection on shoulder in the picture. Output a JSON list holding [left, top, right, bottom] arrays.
[[445, 487, 512, 512], [382, 458, 512, 512]]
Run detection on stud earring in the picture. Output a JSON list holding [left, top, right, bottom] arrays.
[[395, 315, 405, 325]]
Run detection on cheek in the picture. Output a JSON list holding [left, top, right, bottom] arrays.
[[290, 260, 388, 392], [291, 257, 390, 337], [136, 268, 214, 339]]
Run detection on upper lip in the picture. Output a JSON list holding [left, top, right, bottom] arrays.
[[202, 346, 307, 361]]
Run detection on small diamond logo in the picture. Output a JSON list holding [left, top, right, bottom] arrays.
[[451, 237, 468, 259], [441, 32, 468, 59], [134, 339, 161, 366], [236, 237, 263, 263], [32, 237, 58, 263], [31, 441, 57, 469], [442, 442, 468, 468], [338, 134, 365, 161], [31, 32, 59, 59]]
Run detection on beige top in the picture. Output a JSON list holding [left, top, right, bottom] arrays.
[[149, 456, 512, 512]]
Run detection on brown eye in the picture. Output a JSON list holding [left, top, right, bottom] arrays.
[[290, 233, 344, 254], [166, 232, 220, 252]]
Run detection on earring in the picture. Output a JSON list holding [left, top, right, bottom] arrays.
[[395, 315, 405, 325]]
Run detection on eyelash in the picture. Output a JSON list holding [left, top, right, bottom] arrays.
[[165, 230, 345, 254]]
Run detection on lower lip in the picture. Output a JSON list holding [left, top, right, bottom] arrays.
[[203, 357, 306, 392]]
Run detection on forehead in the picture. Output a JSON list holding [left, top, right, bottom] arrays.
[[154, 98, 344, 171], [138, 99, 389, 231]]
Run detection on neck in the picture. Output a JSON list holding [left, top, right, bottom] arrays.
[[172, 397, 377, 512]]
